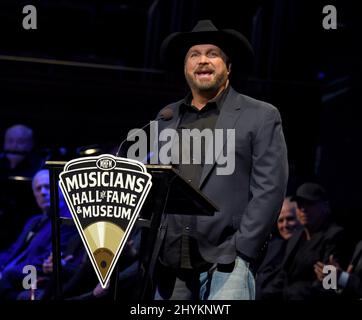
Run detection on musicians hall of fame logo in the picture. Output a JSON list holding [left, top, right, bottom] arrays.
[[59, 154, 152, 288]]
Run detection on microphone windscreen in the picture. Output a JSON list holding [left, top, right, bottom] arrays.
[[159, 107, 173, 121]]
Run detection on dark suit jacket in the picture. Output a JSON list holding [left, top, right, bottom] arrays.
[[155, 87, 288, 264], [276, 221, 345, 300], [0, 214, 52, 272], [0, 214, 75, 274], [343, 240, 362, 298]]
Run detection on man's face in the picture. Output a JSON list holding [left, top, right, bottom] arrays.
[[184, 44, 229, 93], [4, 126, 33, 167], [277, 200, 300, 240], [296, 200, 327, 230], [32, 170, 51, 214]]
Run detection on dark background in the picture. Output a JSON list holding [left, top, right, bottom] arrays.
[[1, 0, 361, 241]]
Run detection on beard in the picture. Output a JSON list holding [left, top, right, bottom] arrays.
[[185, 68, 228, 93]]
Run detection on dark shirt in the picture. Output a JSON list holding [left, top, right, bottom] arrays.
[[161, 87, 229, 269], [175, 88, 227, 187]]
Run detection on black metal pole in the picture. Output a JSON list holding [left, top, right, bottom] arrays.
[[139, 170, 171, 301], [47, 162, 65, 300]]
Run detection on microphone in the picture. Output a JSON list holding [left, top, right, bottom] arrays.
[[115, 107, 173, 157], [158, 107, 173, 122]]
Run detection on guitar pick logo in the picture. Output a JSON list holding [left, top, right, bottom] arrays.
[[59, 155, 152, 288]]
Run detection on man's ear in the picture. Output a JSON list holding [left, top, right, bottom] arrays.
[[228, 63, 232, 75]]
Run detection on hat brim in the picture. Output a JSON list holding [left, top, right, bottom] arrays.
[[160, 29, 254, 76], [290, 195, 320, 204]]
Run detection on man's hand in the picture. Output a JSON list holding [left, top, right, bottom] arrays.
[[42, 253, 74, 274], [314, 255, 341, 281], [346, 264, 354, 273], [42, 253, 53, 274], [93, 282, 109, 298]]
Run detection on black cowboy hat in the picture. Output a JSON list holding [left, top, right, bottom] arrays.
[[291, 183, 328, 204], [160, 20, 254, 75]]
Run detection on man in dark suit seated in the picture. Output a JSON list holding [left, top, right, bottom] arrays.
[[0, 124, 43, 250], [256, 197, 301, 299], [0, 169, 75, 300], [314, 240, 362, 299], [266, 183, 348, 300]]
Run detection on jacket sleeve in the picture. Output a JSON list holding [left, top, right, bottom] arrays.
[[236, 106, 289, 260], [0, 216, 39, 269], [343, 273, 362, 298]]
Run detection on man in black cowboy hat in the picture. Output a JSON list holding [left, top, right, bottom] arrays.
[[153, 20, 288, 300], [264, 183, 348, 300]]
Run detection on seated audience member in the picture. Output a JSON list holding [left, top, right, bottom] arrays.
[[0, 124, 43, 249], [0, 169, 75, 300], [0, 124, 42, 178], [256, 197, 301, 299], [16, 233, 86, 300], [17, 227, 142, 301], [266, 183, 348, 300], [314, 240, 362, 299], [277, 197, 302, 241]]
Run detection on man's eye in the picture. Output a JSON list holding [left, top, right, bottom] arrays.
[[208, 52, 219, 57]]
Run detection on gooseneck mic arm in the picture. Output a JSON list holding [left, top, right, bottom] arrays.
[[115, 107, 173, 157]]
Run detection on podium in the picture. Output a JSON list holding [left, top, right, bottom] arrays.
[[136, 165, 218, 301], [45, 161, 218, 301]]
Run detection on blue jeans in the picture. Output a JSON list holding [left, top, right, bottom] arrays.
[[199, 256, 255, 300], [154, 256, 255, 300]]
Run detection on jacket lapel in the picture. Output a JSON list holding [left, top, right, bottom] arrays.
[[282, 228, 304, 268], [351, 241, 362, 272]]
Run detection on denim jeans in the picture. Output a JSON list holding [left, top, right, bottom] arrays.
[[154, 256, 255, 300], [199, 256, 255, 300]]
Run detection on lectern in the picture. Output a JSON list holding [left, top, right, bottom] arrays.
[[136, 165, 218, 301], [45, 161, 218, 301]]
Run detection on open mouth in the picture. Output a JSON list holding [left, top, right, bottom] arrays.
[[195, 70, 214, 79]]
